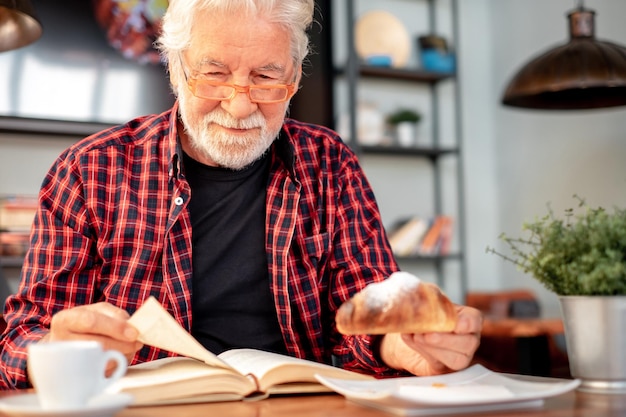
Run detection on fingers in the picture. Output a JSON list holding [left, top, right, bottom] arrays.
[[453, 305, 484, 334], [417, 306, 483, 370], [50, 302, 137, 340], [387, 305, 484, 375], [48, 302, 143, 362], [418, 332, 480, 370], [381, 333, 453, 375], [398, 334, 450, 374]]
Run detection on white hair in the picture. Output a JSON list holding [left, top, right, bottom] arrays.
[[156, 0, 314, 89]]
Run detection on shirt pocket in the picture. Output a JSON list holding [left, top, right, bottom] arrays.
[[297, 232, 330, 281]]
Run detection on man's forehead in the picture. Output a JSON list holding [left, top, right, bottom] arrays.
[[193, 55, 289, 72], [183, 8, 296, 76]]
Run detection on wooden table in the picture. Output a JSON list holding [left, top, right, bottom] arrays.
[[115, 390, 626, 417]]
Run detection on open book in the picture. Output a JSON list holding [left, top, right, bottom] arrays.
[[113, 297, 372, 405]]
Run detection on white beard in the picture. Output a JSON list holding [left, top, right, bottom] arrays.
[[179, 98, 283, 170]]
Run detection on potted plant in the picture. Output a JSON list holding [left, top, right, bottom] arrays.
[[386, 108, 422, 147], [487, 195, 626, 393]]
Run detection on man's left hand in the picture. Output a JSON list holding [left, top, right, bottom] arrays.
[[379, 305, 483, 375]]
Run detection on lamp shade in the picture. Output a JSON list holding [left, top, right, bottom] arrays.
[[501, 7, 626, 110], [0, 0, 42, 52]]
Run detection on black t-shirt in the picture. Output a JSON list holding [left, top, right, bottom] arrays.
[[183, 151, 286, 355]]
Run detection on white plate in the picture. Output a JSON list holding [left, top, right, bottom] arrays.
[[316, 364, 581, 416], [0, 393, 134, 417], [355, 10, 411, 68]]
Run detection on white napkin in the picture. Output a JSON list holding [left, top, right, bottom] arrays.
[[397, 384, 515, 404]]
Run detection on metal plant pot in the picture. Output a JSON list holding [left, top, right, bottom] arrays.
[[559, 296, 626, 394]]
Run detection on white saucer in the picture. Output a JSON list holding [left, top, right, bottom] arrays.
[[0, 393, 134, 417]]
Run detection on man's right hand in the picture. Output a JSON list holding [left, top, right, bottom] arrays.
[[42, 302, 144, 369]]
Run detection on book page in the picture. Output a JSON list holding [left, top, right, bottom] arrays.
[[111, 357, 256, 404], [219, 348, 373, 392], [129, 296, 230, 369]]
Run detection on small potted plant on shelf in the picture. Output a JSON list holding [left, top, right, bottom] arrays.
[[486, 195, 626, 393], [386, 108, 422, 147]]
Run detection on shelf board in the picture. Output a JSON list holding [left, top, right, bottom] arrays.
[[358, 144, 459, 158], [335, 65, 454, 84], [395, 253, 463, 262], [0, 115, 114, 137]]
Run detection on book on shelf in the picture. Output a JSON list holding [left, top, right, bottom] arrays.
[[437, 216, 454, 255], [387, 217, 430, 257], [387, 215, 454, 257], [418, 215, 454, 256], [0, 195, 38, 232], [115, 297, 373, 406]]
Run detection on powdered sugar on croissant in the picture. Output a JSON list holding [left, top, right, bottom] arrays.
[[335, 272, 458, 335]]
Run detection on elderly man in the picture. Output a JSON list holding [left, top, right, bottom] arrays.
[[0, 0, 481, 389]]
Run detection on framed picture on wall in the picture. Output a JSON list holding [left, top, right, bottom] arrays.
[[0, 0, 175, 136]]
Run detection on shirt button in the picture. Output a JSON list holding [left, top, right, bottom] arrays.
[[174, 196, 184, 206]]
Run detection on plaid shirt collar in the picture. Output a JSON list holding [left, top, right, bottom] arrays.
[[167, 100, 297, 180]]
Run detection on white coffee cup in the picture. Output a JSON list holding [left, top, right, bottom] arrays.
[[27, 340, 127, 410]]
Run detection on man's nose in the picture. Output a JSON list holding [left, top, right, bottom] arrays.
[[221, 89, 258, 120]]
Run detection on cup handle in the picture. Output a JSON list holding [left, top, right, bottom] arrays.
[[99, 350, 128, 391]]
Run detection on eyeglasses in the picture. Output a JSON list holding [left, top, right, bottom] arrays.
[[186, 78, 297, 104], [178, 57, 296, 105]]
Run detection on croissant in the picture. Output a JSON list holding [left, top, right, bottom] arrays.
[[336, 272, 458, 335]]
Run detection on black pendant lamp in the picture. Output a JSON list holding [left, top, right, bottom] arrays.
[[0, 0, 42, 52], [501, 4, 626, 110]]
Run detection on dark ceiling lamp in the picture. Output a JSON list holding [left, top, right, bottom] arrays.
[[0, 0, 42, 52], [501, 2, 626, 110]]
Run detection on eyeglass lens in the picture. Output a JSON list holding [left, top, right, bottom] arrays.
[[195, 84, 288, 102]]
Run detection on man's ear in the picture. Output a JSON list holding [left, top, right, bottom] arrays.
[[168, 60, 179, 91], [295, 64, 303, 88]]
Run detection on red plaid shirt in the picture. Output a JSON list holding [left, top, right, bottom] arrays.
[[0, 103, 399, 388]]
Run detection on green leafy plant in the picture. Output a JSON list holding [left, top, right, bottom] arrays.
[[386, 108, 422, 125], [486, 195, 626, 296]]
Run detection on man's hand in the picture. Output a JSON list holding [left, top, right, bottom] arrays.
[[379, 304, 483, 375], [42, 302, 143, 369]]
